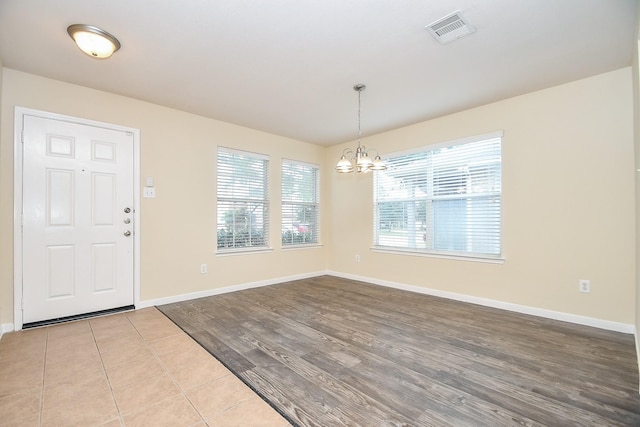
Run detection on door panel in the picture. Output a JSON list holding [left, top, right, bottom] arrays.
[[92, 243, 116, 292], [46, 245, 75, 298], [47, 169, 74, 226], [22, 115, 134, 324], [93, 173, 116, 225]]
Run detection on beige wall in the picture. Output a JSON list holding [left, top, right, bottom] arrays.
[[0, 69, 328, 325], [634, 3, 640, 377], [0, 66, 636, 329], [0, 58, 3, 332], [328, 67, 636, 324]]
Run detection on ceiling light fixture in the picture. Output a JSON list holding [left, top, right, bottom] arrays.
[[67, 24, 121, 59], [336, 84, 386, 174]]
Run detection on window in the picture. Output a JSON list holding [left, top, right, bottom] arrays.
[[217, 147, 269, 251], [374, 133, 502, 259], [281, 160, 320, 246]]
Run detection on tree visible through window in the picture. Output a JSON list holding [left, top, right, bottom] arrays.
[[217, 147, 269, 251], [373, 134, 502, 258], [282, 160, 319, 246]]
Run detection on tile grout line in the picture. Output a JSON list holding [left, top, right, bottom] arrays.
[[156, 306, 295, 426], [38, 326, 49, 427], [93, 309, 206, 425], [14, 308, 288, 426], [90, 316, 126, 427], [132, 308, 210, 426]]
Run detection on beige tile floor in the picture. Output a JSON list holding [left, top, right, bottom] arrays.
[[0, 307, 291, 427]]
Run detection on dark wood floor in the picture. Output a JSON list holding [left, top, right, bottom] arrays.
[[158, 276, 640, 427]]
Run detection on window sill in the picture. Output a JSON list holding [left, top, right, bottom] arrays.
[[216, 247, 274, 257], [371, 247, 505, 264], [281, 243, 323, 251]]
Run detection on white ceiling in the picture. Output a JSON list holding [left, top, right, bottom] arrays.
[[0, 1, 637, 146]]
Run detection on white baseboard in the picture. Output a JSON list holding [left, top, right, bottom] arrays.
[[139, 271, 329, 308], [3, 271, 633, 337], [327, 271, 635, 334], [0, 322, 15, 336]]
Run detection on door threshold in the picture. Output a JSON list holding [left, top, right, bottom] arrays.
[[22, 305, 135, 329]]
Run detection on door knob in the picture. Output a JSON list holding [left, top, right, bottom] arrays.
[[124, 230, 131, 237], [124, 218, 131, 224]]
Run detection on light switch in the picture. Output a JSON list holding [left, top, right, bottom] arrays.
[[143, 187, 156, 198], [146, 176, 155, 187]]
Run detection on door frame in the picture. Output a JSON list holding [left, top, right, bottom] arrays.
[[13, 107, 141, 330]]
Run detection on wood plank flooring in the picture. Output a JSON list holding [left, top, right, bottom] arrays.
[[157, 275, 640, 426]]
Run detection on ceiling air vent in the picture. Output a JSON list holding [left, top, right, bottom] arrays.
[[426, 10, 476, 45]]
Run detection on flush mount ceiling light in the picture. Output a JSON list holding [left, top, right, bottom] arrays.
[[67, 24, 121, 59], [335, 84, 386, 174]]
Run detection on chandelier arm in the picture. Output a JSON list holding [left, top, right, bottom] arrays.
[[341, 147, 354, 159]]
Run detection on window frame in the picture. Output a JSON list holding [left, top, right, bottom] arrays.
[[281, 159, 321, 248], [216, 146, 271, 254], [372, 132, 503, 263]]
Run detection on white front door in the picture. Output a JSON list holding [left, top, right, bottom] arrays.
[[21, 114, 135, 324]]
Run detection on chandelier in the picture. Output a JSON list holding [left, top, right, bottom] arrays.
[[335, 84, 386, 173]]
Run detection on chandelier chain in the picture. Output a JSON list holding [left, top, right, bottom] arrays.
[[358, 87, 362, 145]]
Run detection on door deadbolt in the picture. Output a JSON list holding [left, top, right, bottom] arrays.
[[124, 207, 131, 213]]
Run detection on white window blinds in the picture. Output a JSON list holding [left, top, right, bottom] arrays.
[[281, 160, 320, 246], [217, 147, 269, 251], [374, 134, 502, 258]]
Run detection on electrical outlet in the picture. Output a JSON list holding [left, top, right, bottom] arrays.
[[355, 254, 360, 263], [579, 279, 590, 293], [201, 264, 207, 274]]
